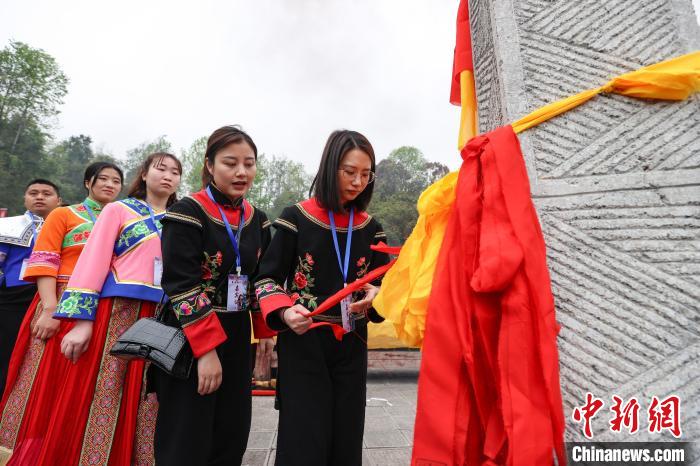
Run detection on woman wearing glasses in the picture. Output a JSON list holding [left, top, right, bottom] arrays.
[[255, 130, 389, 466]]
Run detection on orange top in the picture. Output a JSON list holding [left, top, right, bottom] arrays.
[[23, 198, 104, 283]]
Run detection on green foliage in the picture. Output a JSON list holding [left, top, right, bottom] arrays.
[[370, 146, 449, 245], [247, 154, 312, 220], [180, 136, 207, 195], [0, 41, 70, 214], [0, 117, 53, 214], [123, 135, 173, 187], [49, 135, 96, 205], [0, 41, 68, 152]]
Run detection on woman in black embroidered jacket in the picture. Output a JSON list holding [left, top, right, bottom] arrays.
[[152, 126, 276, 466], [255, 130, 389, 466]]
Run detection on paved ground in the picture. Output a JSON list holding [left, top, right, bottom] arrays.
[[243, 351, 420, 466]]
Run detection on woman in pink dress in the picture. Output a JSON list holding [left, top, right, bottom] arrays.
[[34, 153, 181, 466]]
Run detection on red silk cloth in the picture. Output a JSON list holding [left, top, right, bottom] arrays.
[[450, 0, 474, 105], [412, 126, 566, 466]]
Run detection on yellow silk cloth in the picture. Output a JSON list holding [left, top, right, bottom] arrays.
[[374, 50, 700, 348], [371, 172, 458, 347], [367, 69, 477, 349], [513, 51, 700, 133], [458, 70, 478, 149]]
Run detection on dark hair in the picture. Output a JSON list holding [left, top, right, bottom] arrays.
[[25, 179, 60, 197], [126, 152, 182, 207], [310, 130, 376, 213], [84, 161, 124, 193], [200, 125, 258, 189]]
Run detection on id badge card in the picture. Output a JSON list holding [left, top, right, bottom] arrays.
[[153, 257, 163, 286], [227, 274, 249, 312], [19, 259, 29, 281], [340, 295, 355, 333]]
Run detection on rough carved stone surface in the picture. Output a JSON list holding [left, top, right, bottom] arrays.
[[469, 0, 700, 455]]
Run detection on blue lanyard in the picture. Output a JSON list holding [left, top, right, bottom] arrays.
[[82, 202, 98, 223], [138, 200, 162, 238], [328, 208, 354, 285], [206, 187, 245, 275]]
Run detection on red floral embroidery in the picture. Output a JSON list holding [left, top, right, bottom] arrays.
[[356, 256, 370, 278], [294, 272, 308, 289], [290, 292, 300, 303], [201, 251, 222, 285], [291, 253, 317, 309]]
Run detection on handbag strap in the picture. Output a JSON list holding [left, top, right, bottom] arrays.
[[154, 292, 169, 322]]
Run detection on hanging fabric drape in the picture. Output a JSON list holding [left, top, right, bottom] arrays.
[[374, 50, 700, 348]]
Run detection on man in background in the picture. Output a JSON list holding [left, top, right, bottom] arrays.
[[0, 179, 62, 395]]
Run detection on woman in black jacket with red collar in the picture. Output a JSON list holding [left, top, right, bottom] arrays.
[[153, 126, 275, 466], [255, 130, 389, 466]]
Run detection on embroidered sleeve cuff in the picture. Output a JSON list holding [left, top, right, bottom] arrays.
[[171, 288, 211, 319], [255, 279, 293, 331], [182, 312, 227, 358], [22, 251, 61, 281], [249, 291, 276, 338], [54, 288, 100, 320]]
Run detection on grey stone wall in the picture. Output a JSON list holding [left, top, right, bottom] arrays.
[[468, 0, 700, 457]]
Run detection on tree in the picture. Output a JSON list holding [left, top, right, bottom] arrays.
[[180, 136, 207, 195], [370, 146, 449, 245], [0, 41, 68, 152], [0, 40, 69, 213], [49, 135, 96, 204], [123, 135, 173, 186], [248, 154, 312, 220], [0, 117, 53, 213]]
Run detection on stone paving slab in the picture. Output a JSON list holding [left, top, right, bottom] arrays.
[[243, 368, 418, 466]]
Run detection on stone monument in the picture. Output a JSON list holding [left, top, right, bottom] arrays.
[[468, 0, 700, 457]]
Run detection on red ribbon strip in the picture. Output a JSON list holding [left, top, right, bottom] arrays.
[[304, 242, 400, 339]]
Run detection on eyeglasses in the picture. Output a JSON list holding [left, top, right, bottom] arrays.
[[338, 167, 376, 184]]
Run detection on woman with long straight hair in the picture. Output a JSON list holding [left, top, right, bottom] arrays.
[[152, 126, 276, 465], [255, 130, 390, 466], [28, 152, 182, 466], [0, 162, 123, 464]]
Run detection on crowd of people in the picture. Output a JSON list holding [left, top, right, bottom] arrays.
[[0, 125, 389, 466]]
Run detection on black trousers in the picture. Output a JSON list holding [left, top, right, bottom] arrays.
[[275, 325, 368, 466], [153, 311, 252, 466], [0, 284, 36, 397]]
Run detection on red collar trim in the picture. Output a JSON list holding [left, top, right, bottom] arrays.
[[298, 198, 369, 228], [191, 190, 253, 226]]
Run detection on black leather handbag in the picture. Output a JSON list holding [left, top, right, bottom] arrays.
[[109, 295, 193, 379]]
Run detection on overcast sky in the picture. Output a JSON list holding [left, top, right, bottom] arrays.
[[2, 1, 699, 172], [0, 0, 461, 171]]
